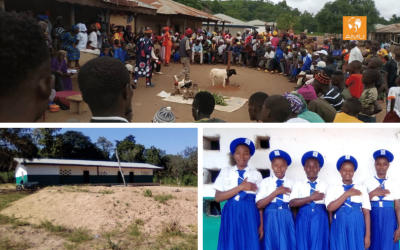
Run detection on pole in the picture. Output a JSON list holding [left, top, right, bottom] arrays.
[[70, 5, 75, 26], [115, 150, 127, 186]]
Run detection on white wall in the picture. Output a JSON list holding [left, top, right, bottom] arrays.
[[24, 165, 60, 175], [15, 164, 27, 178], [203, 128, 400, 197]]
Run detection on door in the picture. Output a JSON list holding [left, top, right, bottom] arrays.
[[83, 171, 90, 184], [117, 171, 123, 184], [130, 172, 134, 183]]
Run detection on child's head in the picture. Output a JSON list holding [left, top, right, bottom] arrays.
[[102, 46, 110, 55], [341, 98, 362, 117], [270, 150, 291, 179], [347, 60, 362, 74], [114, 39, 120, 46], [383, 55, 390, 64], [367, 57, 382, 69], [331, 71, 345, 88], [373, 150, 393, 177], [266, 46, 271, 52], [337, 155, 358, 183], [302, 152, 323, 180], [248, 92, 269, 121], [362, 68, 381, 86], [283, 47, 288, 54], [261, 95, 291, 123]]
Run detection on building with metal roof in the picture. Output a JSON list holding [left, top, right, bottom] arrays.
[[370, 23, 400, 44], [202, 13, 255, 35], [14, 158, 163, 186]]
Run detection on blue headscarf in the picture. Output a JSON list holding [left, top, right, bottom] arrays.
[[37, 15, 49, 21], [71, 25, 79, 32]]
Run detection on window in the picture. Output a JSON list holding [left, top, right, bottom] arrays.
[[203, 136, 220, 151], [204, 200, 222, 217], [258, 169, 270, 179], [210, 170, 220, 183], [256, 136, 270, 149], [203, 169, 220, 184]]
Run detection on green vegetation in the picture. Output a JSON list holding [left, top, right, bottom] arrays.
[[154, 194, 175, 204], [128, 222, 142, 237], [64, 186, 89, 193], [135, 219, 144, 226], [0, 192, 30, 211], [143, 189, 152, 197], [99, 189, 114, 195], [0, 237, 31, 250]]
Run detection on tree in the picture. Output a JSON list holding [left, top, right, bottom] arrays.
[[144, 146, 163, 166], [277, 13, 298, 31], [388, 14, 400, 24], [33, 128, 61, 157], [58, 131, 106, 160], [315, 0, 380, 34], [172, 0, 202, 10], [96, 137, 114, 160], [0, 128, 39, 171]]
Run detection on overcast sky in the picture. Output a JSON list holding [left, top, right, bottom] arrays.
[[268, 0, 399, 20]]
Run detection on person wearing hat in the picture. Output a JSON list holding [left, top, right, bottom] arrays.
[[133, 27, 155, 88], [256, 150, 296, 250], [289, 151, 329, 250], [152, 107, 175, 123], [364, 150, 400, 250], [291, 93, 325, 123], [326, 155, 371, 250], [60, 25, 81, 68], [271, 31, 279, 49], [283, 92, 310, 123], [312, 72, 344, 111], [162, 27, 172, 66], [214, 138, 263, 250], [174, 28, 193, 85], [349, 40, 363, 64]]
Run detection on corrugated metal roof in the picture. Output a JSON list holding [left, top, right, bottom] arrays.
[[15, 158, 163, 170], [373, 23, 400, 34], [246, 20, 266, 26], [213, 13, 254, 27], [54, 0, 157, 14], [104, 0, 157, 9], [136, 0, 221, 21]]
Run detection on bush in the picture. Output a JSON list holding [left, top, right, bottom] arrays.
[[0, 171, 15, 184], [143, 189, 152, 197], [128, 223, 142, 237], [154, 194, 175, 204], [67, 227, 92, 243]]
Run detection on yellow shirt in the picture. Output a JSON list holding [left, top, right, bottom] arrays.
[[378, 49, 388, 56], [333, 113, 363, 123]]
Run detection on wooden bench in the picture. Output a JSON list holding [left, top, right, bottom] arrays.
[[66, 95, 89, 114]]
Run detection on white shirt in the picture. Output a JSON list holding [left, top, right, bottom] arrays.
[[284, 52, 293, 60], [286, 117, 310, 123], [364, 176, 400, 201], [387, 87, 400, 118], [349, 46, 363, 64], [88, 31, 98, 48], [289, 178, 329, 205], [256, 175, 294, 203], [264, 51, 275, 59], [76, 32, 88, 50], [213, 166, 263, 195], [325, 182, 371, 210]]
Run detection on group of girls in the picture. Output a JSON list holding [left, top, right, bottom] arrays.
[[213, 137, 400, 250]]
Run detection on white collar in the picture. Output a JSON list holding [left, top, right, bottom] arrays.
[[234, 165, 249, 172], [341, 181, 354, 186], [304, 178, 319, 184], [272, 174, 286, 182], [374, 175, 388, 180], [91, 116, 129, 123]]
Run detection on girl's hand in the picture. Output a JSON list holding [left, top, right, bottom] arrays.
[[393, 228, 400, 243], [310, 191, 325, 201], [258, 225, 264, 241], [364, 235, 371, 249], [371, 186, 391, 197], [346, 187, 362, 197], [240, 178, 258, 192], [275, 185, 291, 195]]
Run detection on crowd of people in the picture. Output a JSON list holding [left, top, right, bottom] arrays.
[[1, 9, 400, 123], [215, 138, 400, 250]]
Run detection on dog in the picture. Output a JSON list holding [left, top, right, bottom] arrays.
[[209, 68, 237, 87]]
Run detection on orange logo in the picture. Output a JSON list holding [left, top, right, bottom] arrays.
[[343, 16, 367, 40]]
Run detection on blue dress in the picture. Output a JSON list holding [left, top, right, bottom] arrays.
[[217, 193, 260, 250], [61, 32, 80, 61], [370, 201, 398, 250]]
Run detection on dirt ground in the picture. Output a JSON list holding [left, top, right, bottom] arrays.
[[1, 186, 197, 235], [42, 61, 386, 123]]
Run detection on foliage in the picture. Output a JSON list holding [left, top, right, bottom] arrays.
[[96, 137, 114, 160], [0, 128, 39, 172], [154, 194, 175, 204], [0, 192, 30, 211], [143, 189, 152, 197], [315, 0, 380, 34], [0, 171, 15, 184]]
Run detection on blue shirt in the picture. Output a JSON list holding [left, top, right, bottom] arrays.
[[301, 54, 312, 71], [275, 48, 284, 63], [233, 45, 242, 54], [114, 48, 130, 63], [192, 43, 203, 53]]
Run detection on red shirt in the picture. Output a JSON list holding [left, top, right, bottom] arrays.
[[345, 74, 363, 98]]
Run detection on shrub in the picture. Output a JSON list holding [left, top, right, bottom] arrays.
[[142, 189, 152, 197], [154, 194, 174, 204]]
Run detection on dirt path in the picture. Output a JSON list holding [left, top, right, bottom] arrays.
[[42, 61, 384, 123], [1, 186, 198, 235]]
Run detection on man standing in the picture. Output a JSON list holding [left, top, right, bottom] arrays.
[[174, 28, 193, 84], [348, 40, 363, 64], [133, 28, 155, 88]]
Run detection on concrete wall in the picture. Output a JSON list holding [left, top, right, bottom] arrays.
[[203, 128, 400, 198], [110, 14, 134, 28], [137, 14, 203, 35]]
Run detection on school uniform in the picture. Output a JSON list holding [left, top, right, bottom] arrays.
[[214, 166, 263, 250], [365, 149, 399, 250], [290, 178, 329, 250], [256, 175, 296, 250], [326, 182, 371, 250]]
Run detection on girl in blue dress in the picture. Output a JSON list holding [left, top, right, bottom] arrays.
[[256, 150, 296, 250], [213, 138, 263, 250], [326, 155, 371, 250]]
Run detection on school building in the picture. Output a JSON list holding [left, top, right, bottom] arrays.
[[14, 158, 163, 186], [203, 128, 400, 250]]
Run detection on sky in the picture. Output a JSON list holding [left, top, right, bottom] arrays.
[[58, 128, 197, 155], [268, 0, 399, 20]]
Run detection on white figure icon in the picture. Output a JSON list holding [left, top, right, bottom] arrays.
[[348, 17, 362, 32]]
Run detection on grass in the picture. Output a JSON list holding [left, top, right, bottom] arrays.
[[67, 227, 92, 243], [64, 186, 89, 193], [135, 219, 144, 226], [154, 194, 174, 204], [98, 189, 114, 195], [0, 192, 30, 211], [142, 189, 152, 197], [102, 228, 120, 238], [36, 220, 92, 243], [128, 223, 142, 237], [0, 237, 31, 250]]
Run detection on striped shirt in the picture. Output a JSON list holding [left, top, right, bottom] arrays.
[[324, 86, 344, 111]]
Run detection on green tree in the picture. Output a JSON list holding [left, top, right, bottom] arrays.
[[388, 14, 400, 24], [144, 146, 163, 166], [315, 0, 380, 34], [173, 0, 202, 10], [58, 131, 106, 160], [96, 137, 114, 160], [0, 128, 39, 171], [277, 13, 298, 31], [33, 128, 61, 157]]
